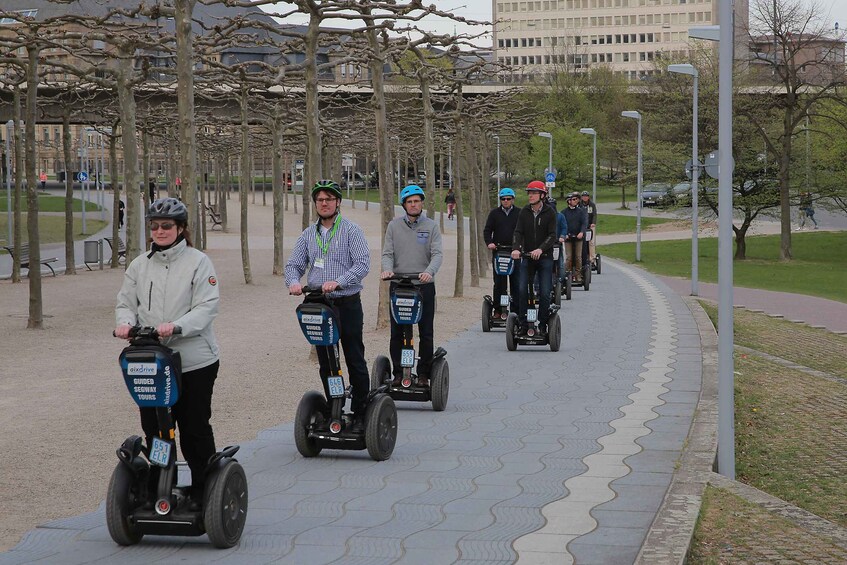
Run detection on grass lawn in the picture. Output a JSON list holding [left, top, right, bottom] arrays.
[[598, 214, 676, 234], [600, 231, 847, 303], [0, 214, 107, 248], [0, 190, 104, 213]]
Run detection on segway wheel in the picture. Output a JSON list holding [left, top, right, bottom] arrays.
[[481, 300, 491, 333], [370, 355, 392, 390], [548, 313, 562, 352], [106, 462, 143, 546], [506, 312, 518, 351], [365, 394, 397, 461], [596, 255, 602, 275], [204, 460, 248, 549], [294, 391, 328, 458], [430, 357, 449, 412], [583, 265, 591, 291], [554, 278, 562, 306], [565, 276, 572, 301]]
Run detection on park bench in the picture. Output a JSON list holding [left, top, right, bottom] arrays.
[[3, 243, 58, 276], [205, 204, 222, 230], [104, 236, 127, 265]]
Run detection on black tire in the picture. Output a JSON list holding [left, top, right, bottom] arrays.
[[205, 461, 248, 549], [370, 355, 392, 391], [430, 357, 449, 412], [294, 391, 327, 458], [106, 462, 143, 546], [506, 312, 518, 351], [554, 278, 562, 306], [583, 265, 591, 291], [548, 313, 562, 352], [565, 275, 572, 301], [365, 394, 397, 461], [481, 300, 491, 333], [596, 255, 602, 275]]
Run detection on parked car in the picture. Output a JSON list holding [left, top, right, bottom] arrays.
[[640, 182, 673, 207], [340, 172, 368, 190]]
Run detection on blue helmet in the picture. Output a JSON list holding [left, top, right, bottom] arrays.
[[499, 188, 516, 199], [399, 184, 425, 204]]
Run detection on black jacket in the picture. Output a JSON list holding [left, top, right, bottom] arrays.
[[512, 203, 558, 257], [579, 200, 597, 225], [562, 205, 588, 237], [483, 206, 520, 246]]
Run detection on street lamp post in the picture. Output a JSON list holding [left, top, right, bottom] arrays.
[[537, 132, 553, 178], [5, 120, 12, 246], [668, 63, 700, 297], [79, 128, 87, 234], [579, 128, 597, 203], [621, 111, 642, 261], [493, 134, 501, 192]]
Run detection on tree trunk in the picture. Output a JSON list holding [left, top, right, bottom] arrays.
[[25, 46, 43, 328], [420, 73, 437, 223], [272, 116, 285, 275], [475, 139, 489, 278], [466, 130, 479, 288], [11, 87, 22, 283], [439, 150, 445, 233], [303, 12, 322, 230], [453, 91, 466, 298], [62, 107, 76, 275], [365, 13, 394, 329], [733, 224, 748, 260], [109, 133, 121, 267], [240, 87, 252, 284], [778, 113, 793, 260], [116, 52, 141, 263], [175, 0, 199, 241]]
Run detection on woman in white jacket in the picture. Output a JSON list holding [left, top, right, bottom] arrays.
[[115, 197, 220, 509]]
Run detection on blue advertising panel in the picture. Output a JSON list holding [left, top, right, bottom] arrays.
[[296, 303, 340, 346], [120, 347, 181, 408]]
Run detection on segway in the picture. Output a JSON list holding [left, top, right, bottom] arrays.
[[371, 274, 449, 412], [551, 243, 563, 306], [506, 255, 562, 352], [108, 327, 247, 549], [586, 229, 602, 275], [482, 244, 515, 332], [294, 287, 397, 461]]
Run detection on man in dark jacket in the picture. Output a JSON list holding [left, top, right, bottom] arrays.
[[511, 180, 558, 337], [579, 190, 598, 266], [563, 192, 589, 282], [484, 187, 521, 315]]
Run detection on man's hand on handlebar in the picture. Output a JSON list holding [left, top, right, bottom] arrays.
[[419, 272, 433, 283], [577, 232, 584, 239], [487, 243, 496, 250], [558, 236, 565, 243], [380, 271, 394, 280], [289, 283, 303, 296], [321, 280, 340, 293], [510, 250, 521, 260], [529, 249, 542, 260]]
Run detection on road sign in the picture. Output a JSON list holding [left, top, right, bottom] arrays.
[[545, 172, 556, 183], [704, 151, 734, 180], [545, 181, 555, 189], [78, 171, 88, 182], [685, 158, 703, 181]]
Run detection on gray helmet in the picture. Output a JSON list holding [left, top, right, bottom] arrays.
[[148, 197, 188, 222]]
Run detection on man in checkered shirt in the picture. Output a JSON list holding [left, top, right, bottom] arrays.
[[285, 180, 371, 432]]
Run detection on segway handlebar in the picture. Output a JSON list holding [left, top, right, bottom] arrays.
[[384, 273, 421, 282], [298, 284, 345, 295], [112, 325, 182, 339]]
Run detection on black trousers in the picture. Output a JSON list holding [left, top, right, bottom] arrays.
[[390, 282, 436, 378], [141, 360, 218, 491], [317, 294, 369, 415]]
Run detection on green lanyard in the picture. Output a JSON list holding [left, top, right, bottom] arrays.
[[315, 214, 340, 256]]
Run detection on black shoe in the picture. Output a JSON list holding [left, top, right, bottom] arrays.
[[536, 325, 547, 340], [350, 415, 365, 434], [390, 374, 403, 387], [187, 486, 204, 512], [417, 375, 429, 388]]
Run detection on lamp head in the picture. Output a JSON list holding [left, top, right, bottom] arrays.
[[579, 128, 596, 135], [668, 63, 698, 77], [621, 111, 641, 120]]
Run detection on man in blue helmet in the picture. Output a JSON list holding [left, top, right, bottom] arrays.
[[484, 188, 521, 316], [381, 185, 443, 386]]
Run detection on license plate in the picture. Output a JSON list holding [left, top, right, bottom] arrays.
[[552, 247, 559, 260], [527, 309, 538, 322], [327, 376, 345, 398], [499, 295, 510, 307], [149, 437, 171, 468], [401, 348, 415, 368]]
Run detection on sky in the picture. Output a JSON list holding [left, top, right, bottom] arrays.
[[265, 0, 847, 47]]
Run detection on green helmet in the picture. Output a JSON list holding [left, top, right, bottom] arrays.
[[311, 179, 342, 201]]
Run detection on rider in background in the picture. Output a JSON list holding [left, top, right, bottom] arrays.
[[484, 188, 521, 317], [511, 181, 557, 339], [285, 180, 371, 432], [382, 185, 443, 386], [562, 192, 588, 283], [579, 190, 598, 266], [556, 207, 569, 281], [115, 197, 220, 510]]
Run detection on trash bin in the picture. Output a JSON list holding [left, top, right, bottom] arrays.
[[84, 239, 102, 269]]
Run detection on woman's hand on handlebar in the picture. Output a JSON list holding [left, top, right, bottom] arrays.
[[114, 324, 132, 339], [157, 322, 178, 338]]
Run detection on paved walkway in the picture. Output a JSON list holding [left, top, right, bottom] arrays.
[[0, 259, 702, 564]]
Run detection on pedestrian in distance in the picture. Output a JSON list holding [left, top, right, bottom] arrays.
[[484, 188, 521, 315], [799, 192, 818, 230], [114, 197, 221, 510], [118, 199, 125, 229], [382, 184, 443, 386], [39, 171, 47, 190], [444, 188, 456, 220], [511, 180, 557, 339], [285, 180, 371, 432]]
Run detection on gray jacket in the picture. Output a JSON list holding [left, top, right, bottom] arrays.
[[382, 215, 443, 281], [116, 239, 220, 372]]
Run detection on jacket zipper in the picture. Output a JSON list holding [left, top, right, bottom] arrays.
[[148, 281, 153, 312]]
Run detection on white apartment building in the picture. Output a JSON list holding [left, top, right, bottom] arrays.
[[493, 0, 748, 81]]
